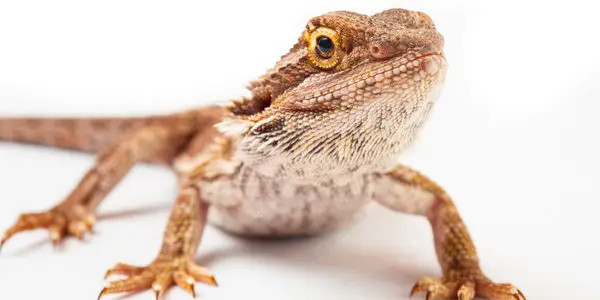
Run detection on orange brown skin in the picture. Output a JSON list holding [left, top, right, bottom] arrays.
[[378, 167, 526, 299], [0, 8, 525, 300]]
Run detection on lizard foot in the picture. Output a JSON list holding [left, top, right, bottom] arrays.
[[98, 254, 217, 299], [1, 203, 94, 250], [409, 275, 525, 300]]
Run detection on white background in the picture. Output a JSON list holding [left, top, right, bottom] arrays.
[[0, 0, 598, 299]]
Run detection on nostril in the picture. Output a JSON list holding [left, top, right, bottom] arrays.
[[370, 42, 403, 59], [370, 43, 392, 58], [371, 45, 380, 54]]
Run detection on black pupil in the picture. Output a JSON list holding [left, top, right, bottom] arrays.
[[317, 36, 333, 54]]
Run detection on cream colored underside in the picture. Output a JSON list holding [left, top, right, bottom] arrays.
[[202, 164, 375, 237]]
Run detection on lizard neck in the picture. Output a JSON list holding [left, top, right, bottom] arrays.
[[225, 134, 400, 186]]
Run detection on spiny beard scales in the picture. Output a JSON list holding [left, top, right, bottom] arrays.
[[235, 92, 436, 180]]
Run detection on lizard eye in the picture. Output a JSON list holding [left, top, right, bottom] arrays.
[[305, 27, 342, 70], [316, 36, 334, 58]]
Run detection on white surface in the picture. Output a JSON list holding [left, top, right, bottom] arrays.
[[0, 1, 599, 299]]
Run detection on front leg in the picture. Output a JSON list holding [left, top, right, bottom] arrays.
[[97, 130, 229, 299], [373, 165, 525, 300], [98, 184, 217, 299]]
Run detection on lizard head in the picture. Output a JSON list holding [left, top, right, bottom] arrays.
[[217, 8, 447, 180]]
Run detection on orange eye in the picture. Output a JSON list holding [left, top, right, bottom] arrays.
[[306, 27, 342, 69]]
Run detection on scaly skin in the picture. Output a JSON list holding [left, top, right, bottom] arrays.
[[0, 8, 525, 300]]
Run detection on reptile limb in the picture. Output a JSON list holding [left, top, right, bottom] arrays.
[[98, 184, 216, 299], [0, 122, 198, 249], [97, 126, 225, 299], [373, 165, 525, 300]]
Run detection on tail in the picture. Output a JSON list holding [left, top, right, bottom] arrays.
[[0, 107, 224, 154]]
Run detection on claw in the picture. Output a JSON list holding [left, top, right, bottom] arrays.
[[152, 271, 173, 299], [409, 283, 420, 297], [425, 291, 432, 300], [188, 263, 218, 287], [97, 287, 107, 300], [174, 271, 197, 298], [190, 284, 196, 298], [0, 234, 7, 254], [208, 275, 218, 287], [85, 214, 96, 233]]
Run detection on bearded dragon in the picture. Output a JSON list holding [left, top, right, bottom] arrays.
[[0, 8, 526, 300]]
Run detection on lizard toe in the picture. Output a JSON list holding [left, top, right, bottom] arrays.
[[0, 203, 94, 252], [99, 254, 217, 299], [409, 275, 525, 300]]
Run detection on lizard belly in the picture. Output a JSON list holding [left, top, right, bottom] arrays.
[[199, 165, 374, 237]]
